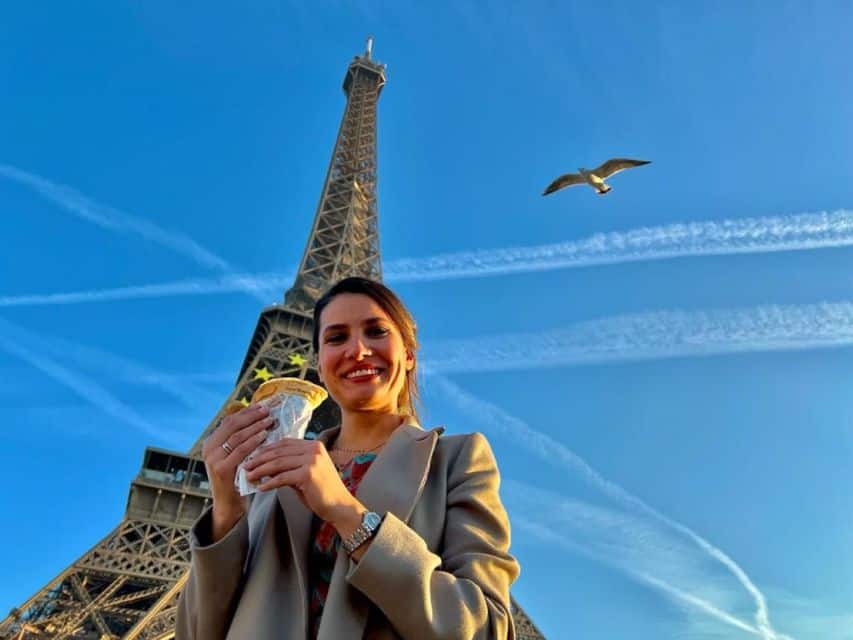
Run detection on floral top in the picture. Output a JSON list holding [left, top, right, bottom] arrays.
[[308, 452, 377, 639]]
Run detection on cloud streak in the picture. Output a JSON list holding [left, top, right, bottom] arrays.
[[427, 373, 790, 639], [0, 317, 184, 445], [685, 589, 853, 640], [387, 208, 853, 281], [0, 164, 272, 303], [3, 207, 853, 307], [422, 301, 853, 372], [76, 299, 853, 387], [0, 274, 287, 308], [46, 337, 225, 412], [504, 481, 764, 636]]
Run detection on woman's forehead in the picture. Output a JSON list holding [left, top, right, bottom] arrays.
[[319, 293, 391, 326]]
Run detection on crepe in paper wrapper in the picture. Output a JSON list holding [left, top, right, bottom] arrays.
[[235, 377, 328, 496]]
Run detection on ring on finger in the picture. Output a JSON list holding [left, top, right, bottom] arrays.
[[221, 441, 234, 455]]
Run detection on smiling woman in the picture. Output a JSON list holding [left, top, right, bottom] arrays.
[[313, 278, 418, 426], [175, 276, 520, 640]]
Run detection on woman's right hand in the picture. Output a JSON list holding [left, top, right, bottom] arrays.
[[202, 403, 274, 541]]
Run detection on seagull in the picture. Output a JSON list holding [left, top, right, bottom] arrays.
[[543, 158, 651, 196]]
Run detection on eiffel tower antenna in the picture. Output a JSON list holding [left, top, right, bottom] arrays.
[[282, 36, 385, 314], [0, 40, 545, 640]]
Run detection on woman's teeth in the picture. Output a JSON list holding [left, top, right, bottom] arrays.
[[346, 368, 379, 379]]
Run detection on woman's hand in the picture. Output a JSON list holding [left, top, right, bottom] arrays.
[[243, 439, 363, 529], [201, 403, 275, 541]]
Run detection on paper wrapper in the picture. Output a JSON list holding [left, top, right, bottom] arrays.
[[234, 377, 327, 496]]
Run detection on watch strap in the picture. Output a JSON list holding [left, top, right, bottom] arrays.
[[342, 511, 382, 555]]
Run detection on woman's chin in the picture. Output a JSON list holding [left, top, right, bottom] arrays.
[[332, 377, 404, 414], [339, 393, 396, 414]]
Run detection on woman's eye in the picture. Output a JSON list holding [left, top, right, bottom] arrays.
[[367, 326, 390, 337], [324, 333, 346, 344]]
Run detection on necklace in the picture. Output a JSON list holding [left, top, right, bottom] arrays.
[[331, 440, 388, 455], [330, 415, 403, 468], [329, 440, 387, 471]]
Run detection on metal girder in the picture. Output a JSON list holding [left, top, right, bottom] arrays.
[[1, 565, 174, 639], [63, 573, 123, 638], [511, 597, 547, 639]]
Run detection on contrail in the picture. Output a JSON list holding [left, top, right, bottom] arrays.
[[0, 317, 183, 445], [0, 328, 230, 417], [510, 510, 762, 636], [384, 208, 853, 281], [3, 207, 853, 307], [427, 373, 788, 640], [638, 573, 763, 636], [421, 302, 853, 373], [0, 165, 230, 270], [70, 299, 853, 386], [504, 478, 795, 639], [0, 164, 272, 303], [0, 273, 288, 307], [47, 337, 224, 411]]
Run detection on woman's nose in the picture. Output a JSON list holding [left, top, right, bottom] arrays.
[[346, 338, 372, 359]]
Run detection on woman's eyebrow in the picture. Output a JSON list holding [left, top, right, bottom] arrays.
[[321, 323, 348, 334], [322, 317, 385, 334]]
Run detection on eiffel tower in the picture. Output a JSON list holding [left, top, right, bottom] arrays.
[[0, 39, 546, 640]]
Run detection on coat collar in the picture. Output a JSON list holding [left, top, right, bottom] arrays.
[[275, 416, 444, 640]]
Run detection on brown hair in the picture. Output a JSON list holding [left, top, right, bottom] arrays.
[[313, 277, 420, 420]]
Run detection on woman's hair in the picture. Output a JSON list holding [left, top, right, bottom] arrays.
[[312, 277, 420, 420]]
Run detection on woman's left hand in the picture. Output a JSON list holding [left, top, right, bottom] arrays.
[[243, 439, 361, 525]]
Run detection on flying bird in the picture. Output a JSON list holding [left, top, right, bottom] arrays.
[[543, 158, 651, 196]]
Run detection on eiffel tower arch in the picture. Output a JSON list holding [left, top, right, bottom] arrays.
[[0, 39, 546, 640]]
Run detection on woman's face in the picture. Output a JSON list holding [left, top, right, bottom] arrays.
[[317, 293, 413, 415]]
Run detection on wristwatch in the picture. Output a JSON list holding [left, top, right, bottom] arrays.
[[341, 511, 382, 555]]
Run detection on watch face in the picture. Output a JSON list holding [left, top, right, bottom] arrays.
[[363, 511, 382, 529]]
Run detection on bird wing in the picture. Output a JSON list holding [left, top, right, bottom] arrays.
[[542, 172, 585, 195], [592, 158, 651, 178]]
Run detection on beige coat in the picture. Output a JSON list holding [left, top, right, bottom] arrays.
[[175, 420, 520, 640]]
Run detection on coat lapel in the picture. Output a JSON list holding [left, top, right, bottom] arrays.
[[318, 419, 444, 640], [355, 420, 444, 523], [275, 473, 313, 616], [272, 427, 346, 603]]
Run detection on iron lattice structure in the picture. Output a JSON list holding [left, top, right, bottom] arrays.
[[0, 40, 545, 640]]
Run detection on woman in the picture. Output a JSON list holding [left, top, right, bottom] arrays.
[[176, 277, 520, 640]]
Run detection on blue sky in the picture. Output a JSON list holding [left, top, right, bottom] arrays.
[[2, 3, 853, 638]]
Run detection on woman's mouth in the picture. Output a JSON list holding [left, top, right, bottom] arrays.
[[343, 367, 382, 382]]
